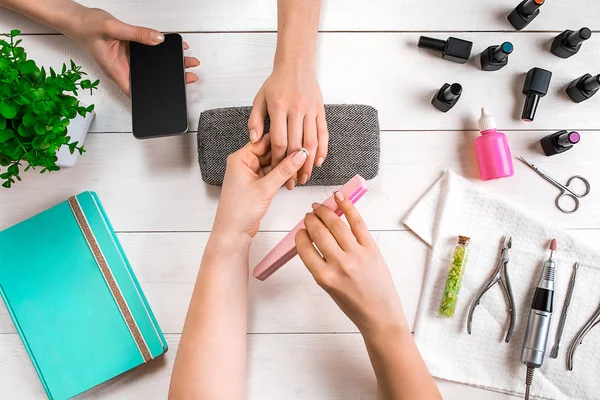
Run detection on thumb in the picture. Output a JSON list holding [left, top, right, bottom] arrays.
[[260, 148, 308, 195], [107, 20, 164, 45]]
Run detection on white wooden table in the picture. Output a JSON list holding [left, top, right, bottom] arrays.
[[1, 1, 599, 398]]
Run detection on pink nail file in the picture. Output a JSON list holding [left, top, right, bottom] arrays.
[[253, 175, 368, 281]]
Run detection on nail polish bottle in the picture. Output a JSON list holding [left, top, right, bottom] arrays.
[[566, 73, 600, 103], [508, 0, 544, 31], [521, 67, 552, 122], [418, 36, 473, 64], [431, 83, 463, 112], [540, 130, 581, 156], [475, 108, 514, 181], [480, 42, 513, 71], [551, 28, 592, 59]]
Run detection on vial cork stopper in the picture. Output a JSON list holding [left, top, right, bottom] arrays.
[[458, 235, 471, 245]]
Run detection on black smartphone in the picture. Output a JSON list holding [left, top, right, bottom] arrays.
[[129, 33, 188, 139]]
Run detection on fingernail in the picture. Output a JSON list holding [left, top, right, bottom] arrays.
[[335, 192, 344, 202], [250, 129, 258, 143], [292, 148, 309, 165], [151, 32, 165, 44], [286, 179, 295, 190], [299, 173, 309, 185], [316, 157, 324, 167], [311, 203, 320, 210]]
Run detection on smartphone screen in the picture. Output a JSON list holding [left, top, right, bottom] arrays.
[[130, 33, 188, 139]]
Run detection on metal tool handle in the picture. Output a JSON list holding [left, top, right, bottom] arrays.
[[567, 303, 600, 371], [550, 263, 579, 358], [521, 309, 552, 368], [565, 175, 591, 198], [555, 192, 580, 214], [466, 277, 497, 334], [500, 272, 516, 343]]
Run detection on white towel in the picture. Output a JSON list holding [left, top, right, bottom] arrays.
[[403, 171, 600, 400]]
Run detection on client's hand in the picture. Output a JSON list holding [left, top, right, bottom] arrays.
[[295, 194, 408, 337], [213, 135, 308, 240], [248, 64, 328, 190], [65, 7, 200, 95]]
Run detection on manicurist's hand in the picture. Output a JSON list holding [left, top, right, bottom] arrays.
[[296, 195, 441, 400], [212, 134, 309, 240], [295, 195, 407, 336], [248, 64, 328, 190], [64, 7, 200, 95]]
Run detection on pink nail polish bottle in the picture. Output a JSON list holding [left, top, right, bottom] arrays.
[[475, 108, 514, 180]]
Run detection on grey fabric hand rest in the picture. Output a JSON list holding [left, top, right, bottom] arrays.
[[197, 104, 380, 186]]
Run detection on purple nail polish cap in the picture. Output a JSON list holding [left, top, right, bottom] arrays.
[[568, 131, 581, 144]]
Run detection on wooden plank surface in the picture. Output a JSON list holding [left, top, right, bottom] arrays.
[[1, 1, 599, 399], [2, 33, 598, 133], [0, 231, 428, 335], [2, 130, 599, 233], [1, 230, 597, 335], [1, 0, 599, 33], [0, 333, 519, 399]]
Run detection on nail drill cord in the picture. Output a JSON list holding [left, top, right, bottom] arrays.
[[525, 366, 534, 400]]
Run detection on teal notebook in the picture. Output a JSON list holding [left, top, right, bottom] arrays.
[[0, 192, 167, 399]]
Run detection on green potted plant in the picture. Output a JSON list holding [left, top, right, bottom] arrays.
[[0, 30, 99, 188]]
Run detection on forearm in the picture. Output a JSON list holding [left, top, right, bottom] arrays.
[[274, 0, 321, 68], [363, 326, 441, 400], [0, 0, 87, 37], [169, 232, 251, 400]]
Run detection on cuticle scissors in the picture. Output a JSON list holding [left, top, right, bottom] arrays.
[[467, 236, 516, 343], [518, 157, 591, 214]]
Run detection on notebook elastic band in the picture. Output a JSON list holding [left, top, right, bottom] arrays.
[[68, 196, 153, 363]]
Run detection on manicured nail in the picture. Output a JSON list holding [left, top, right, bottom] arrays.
[[292, 148, 309, 165], [151, 32, 165, 44], [311, 202, 320, 210], [335, 192, 344, 202], [286, 179, 295, 190], [250, 129, 258, 143], [316, 157, 324, 167], [299, 173, 309, 185]]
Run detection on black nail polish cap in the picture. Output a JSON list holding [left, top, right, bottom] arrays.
[[566, 73, 600, 103], [541, 130, 580, 156], [481, 42, 513, 71], [551, 28, 592, 58], [432, 83, 463, 112], [418, 36, 473, 64], [508, 0, 544, 30], [522, 68, 552, 122]]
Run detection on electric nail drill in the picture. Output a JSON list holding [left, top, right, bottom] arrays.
[[566, 73, 600, 103], [521, 239, 556, 400], [480, 42, 513, 71], [431, 83, 462, 112], [417, 36, 473, 64], [551, 27, 592, 59], [521, 67, 552, 122], [540, 130, 580, 156], [508, 0, 544, 31]]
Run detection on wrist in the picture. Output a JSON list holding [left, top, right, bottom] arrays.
[[47, 1, 90, 38], [208, 229, 252, 253], [273, 49, 316, 73], [361, 317, 410, 346]]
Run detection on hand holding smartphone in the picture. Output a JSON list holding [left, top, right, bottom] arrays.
[[130, 33, 188, 139]]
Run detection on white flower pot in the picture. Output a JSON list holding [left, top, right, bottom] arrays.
[[55, 108, 95, 168]]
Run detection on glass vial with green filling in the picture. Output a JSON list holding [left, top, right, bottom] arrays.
[[438, 235, 471, 318]]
